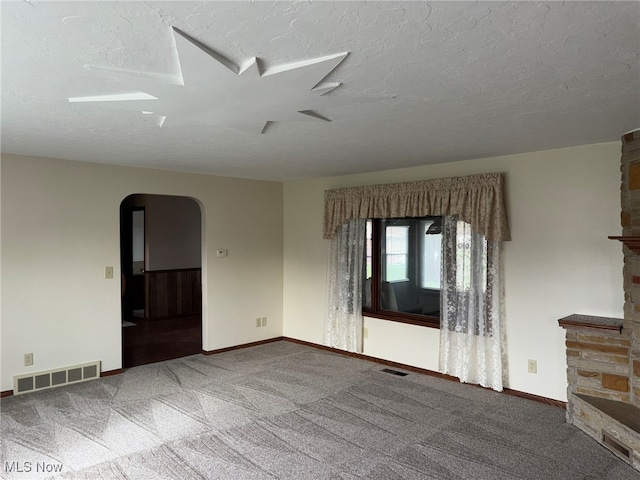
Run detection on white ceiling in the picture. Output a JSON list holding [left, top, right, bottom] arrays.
[[2, 1, 639, 181]]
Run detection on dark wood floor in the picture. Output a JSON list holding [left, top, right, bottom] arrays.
[[122, 314, 202, 368]]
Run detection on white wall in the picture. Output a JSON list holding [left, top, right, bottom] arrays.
[[283, 142, 623, 401], [0, 142, 624, 399], [0, 154, 283, 391]]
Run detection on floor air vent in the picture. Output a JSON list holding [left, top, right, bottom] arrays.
[[381, 368, 408, 377], [13, 361, 101, 395], [602, 431, 632, 463]]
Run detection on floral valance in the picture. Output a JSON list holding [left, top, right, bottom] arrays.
[[323, 173, 511, 241]]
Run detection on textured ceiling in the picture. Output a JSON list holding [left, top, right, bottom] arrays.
[[68, 28, 353, 133], [2, 1, 639, 181]]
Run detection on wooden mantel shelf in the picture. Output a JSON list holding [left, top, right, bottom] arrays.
[[558, 314, 623, 332], [609, 236, 640, 254]]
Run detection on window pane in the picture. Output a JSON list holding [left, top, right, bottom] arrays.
[[421, 221, 441, 289], [365, 219, 373, 278], [365, 217, 442, 323], [385, 226, 408, 281]]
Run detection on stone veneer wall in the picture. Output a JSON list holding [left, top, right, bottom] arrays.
[[565, 326, 631, 405], [558, 130, 640, 472], [621, 129, 640, 407]]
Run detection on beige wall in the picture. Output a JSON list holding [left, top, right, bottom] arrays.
[[283, 142, 623, 401], [0, 154, 284, 391], [0, 142, 625, 400]]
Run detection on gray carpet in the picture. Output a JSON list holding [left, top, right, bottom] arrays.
[[1, 341, 638, 479]]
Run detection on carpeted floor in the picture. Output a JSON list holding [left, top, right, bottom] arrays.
[[1, 341, 639, 479]]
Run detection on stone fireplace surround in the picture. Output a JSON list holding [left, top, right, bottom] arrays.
[[559, 130, 640, 472]]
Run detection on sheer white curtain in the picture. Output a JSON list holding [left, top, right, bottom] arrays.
[[440, 216, 506, 391], [325, 219, 366, 353]]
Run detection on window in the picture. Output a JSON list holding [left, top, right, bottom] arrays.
[[385, 225, 409, 281], [363, 216, 442, 328]]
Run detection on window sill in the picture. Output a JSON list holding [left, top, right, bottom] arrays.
[[362, 310, 440, 329]]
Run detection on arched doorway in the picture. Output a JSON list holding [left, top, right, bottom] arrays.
[[120, 194, 203, 367]]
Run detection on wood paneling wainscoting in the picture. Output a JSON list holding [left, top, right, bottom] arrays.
[[145, 268, 201, 320]]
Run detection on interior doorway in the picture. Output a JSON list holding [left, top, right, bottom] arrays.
[[121, 207, 145, 324], [120, 194, 203, 368]]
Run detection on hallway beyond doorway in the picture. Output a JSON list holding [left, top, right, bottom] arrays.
[[122, 314, 202, 368], [120, 193, 203, 368]]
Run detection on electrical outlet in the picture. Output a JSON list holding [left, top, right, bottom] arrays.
[[528, 359, 537, 374], [256, 318, 261, 328], [261, 317, 267, 327], [24, 353, 33, 366]]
